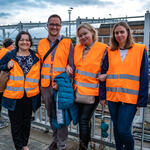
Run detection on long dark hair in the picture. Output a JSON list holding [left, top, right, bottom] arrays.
[[110, 22, 134, 50], [15, 31, 33, 49]]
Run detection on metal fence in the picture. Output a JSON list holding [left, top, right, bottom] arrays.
[[2, 103, 149, 149]]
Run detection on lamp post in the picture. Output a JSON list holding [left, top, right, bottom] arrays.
[[68, 7, 73, 37], [109, 14, 112, 36]]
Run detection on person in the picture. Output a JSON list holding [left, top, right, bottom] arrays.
[[99, 21, 149, 150], [0, 31, 41, 150], [0, 38, 14, 128], [37, 14, 74, 150], [74, 23, 107, 150]]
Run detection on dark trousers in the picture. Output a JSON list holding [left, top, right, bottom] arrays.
[[8, 98, 32, 150], [78, 97, 99, 150], [108, 101, 137, 150]]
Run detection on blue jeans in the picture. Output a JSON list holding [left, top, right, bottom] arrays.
[[108, 101, 137, 150]]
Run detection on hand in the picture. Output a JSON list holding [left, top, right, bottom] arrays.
[[100, 100, 106, 106], [8, 60, 14, 69], [97, 74, 107, 82], [66, 64, 73, 76], [53, 82, 58, 90]]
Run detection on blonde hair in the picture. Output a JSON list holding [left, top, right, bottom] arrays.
[[77, 23, 98, 43], [110, 21, 134, 50]]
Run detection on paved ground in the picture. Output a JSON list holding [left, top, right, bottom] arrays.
[[1, 105, 150, 150], [0, 123, 79, 150], [1, 123, 150, 150]]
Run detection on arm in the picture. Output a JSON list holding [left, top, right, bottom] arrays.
[[66, 42, 75, 76], [0, 52, 12, 71], [99, 51, 109, 105], [137, 49, 149, 107]]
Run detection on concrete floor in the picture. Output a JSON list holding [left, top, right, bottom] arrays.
[[1, 106, 150, 150], [0, 124, 79, 150], [1, 122, 150, 150]]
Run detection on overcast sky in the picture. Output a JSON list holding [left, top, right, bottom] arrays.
[[0, 0, 149, 40], [0, 0, 149, 25]]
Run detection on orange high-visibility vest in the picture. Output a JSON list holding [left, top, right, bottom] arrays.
[[0, 48, 9, 59], [38, 38, 71, 87], [3, 55, 40, 99], [106, 43, 146, 104], [74, 42, 107, 96]]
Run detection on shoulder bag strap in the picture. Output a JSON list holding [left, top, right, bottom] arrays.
[[43, 38, 63, 63]]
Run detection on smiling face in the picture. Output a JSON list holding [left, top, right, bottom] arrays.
[[18, 34, 31, 51], [78, 27, 94, 47], [47, 17, 61, 38], [114, 25, 128, 48]]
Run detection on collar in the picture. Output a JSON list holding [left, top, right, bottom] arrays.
[[47, 35, 62, 43]]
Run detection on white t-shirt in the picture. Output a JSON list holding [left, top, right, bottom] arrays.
[[120, 49, 128, 61]]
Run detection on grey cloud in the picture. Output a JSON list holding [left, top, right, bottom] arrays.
[[42, 0, 113, 6], [0, 0, 47, 9], [0, 0, 113, 9], [0, 12, 11, 18]]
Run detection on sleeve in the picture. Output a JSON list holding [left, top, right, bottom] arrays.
[[67, 42, 75, 71], [99, 51, 109, 100], [0, 52, 11, 71], [137, 49, 149, 107]]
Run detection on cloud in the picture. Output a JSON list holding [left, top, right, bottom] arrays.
[[0, 0, 113, 9], [0, 0, 47, 10], [143, 0, 150, 12], [43, 0, 113, 6], [0, 12, 11, 18]]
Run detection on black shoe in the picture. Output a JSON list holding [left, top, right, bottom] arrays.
[[46, 141, 57, 150]]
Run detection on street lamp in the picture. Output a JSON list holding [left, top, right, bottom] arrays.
[[68, 7, 73, 37], [109, 14, 112, 36]]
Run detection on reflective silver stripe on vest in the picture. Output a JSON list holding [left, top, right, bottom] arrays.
[[6, 86, 24, 91], [75, 69, 98, 78], [53, 67, 66, 72], [74, 80, 99, 88], [42, 64, 50, 68], [106, 87, 138, 95], [107, 75, 118, 79], [118, 88, 138, 95], [25, 87, 37, 92], [9, 76, 24, 81], [41, 75, 50, 79], [120, 74, 139, 81], [106, 87, 117, 92], [26, 78, 39, 83], [107, 74, 139, 81]]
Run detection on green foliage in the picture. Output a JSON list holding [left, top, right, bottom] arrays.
[[71, 37, 76, 46]]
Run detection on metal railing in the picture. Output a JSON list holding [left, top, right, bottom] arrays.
[[2, 103, 150, 149]]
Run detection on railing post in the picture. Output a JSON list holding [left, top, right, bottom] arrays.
[[144, 10, 150, 52]]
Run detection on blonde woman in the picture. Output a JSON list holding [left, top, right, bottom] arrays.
[[74, 23, 107, 150]]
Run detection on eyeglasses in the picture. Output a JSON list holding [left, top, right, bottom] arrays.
[[19, 39, 30, 42], [48, 23, 61, 27]]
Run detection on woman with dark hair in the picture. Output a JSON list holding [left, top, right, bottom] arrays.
[[0, 31, 41, 150], [99, 21, 149, 150]]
